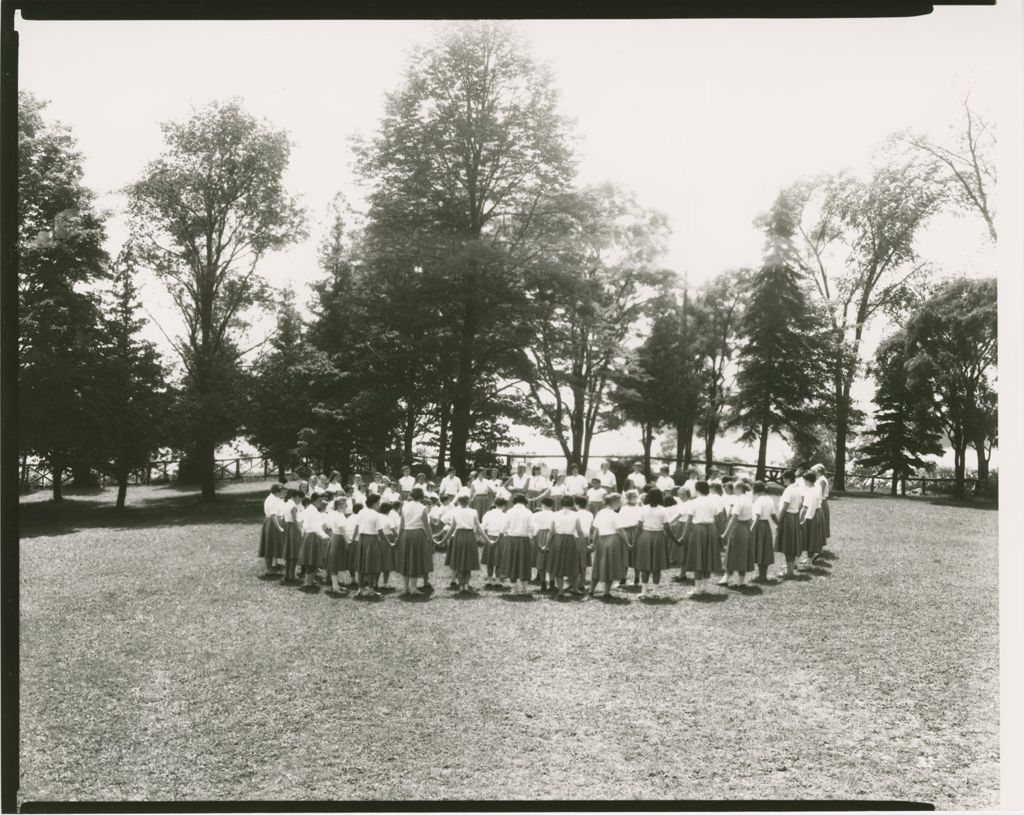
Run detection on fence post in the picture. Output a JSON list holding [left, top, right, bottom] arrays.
[[235, 459, 241, 480]]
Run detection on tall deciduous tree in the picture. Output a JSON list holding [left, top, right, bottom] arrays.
[[95, 245, 169, 509], [778, 154, 945, 489], [856, 331, 945, 496], [355, 22, 576, 478], [904, 278, 997, 499], [731, 195, 830, 480], [127, 99, 305, 500], [517, 184, 670, 470], [900, 96, 996, 243], [17, 92, 110, 501]]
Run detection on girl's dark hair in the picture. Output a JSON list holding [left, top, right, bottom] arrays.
[[352, 502, 364, 514], [330, 471, 340, 479], [286, 489, 300, 500], [573, 495, 587, 509], [734, 481, 750, 493], [333, 497, 345, 509], [512, 494, 528, 506], [753, 481, 767, 494], [301, 496, 311, 507], [456, 495, 470, 506], [365, 494, 381, 508], [663, 496, 676, 507], [710, 482, 723, 495], [494, 497, 508, 508], [782, 469, 796, 483], [540, 497, 554, 508], [559, 496, 575, 510], [270, 484, 283, 494], [410, 487, 424, 501], [802, 471, 817, 484], [721, 475, 735, 484], [695, 481, 710, 496], [644, 488, 663, 506], [378, 502, 391, 513]]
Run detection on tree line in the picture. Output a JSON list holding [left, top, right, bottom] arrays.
[[17, 23, 997, 508]]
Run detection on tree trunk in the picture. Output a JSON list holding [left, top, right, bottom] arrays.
[[116, 456, 129, 511], [642, 422, 654, 475], [683, 420, 694, 468], [756, 417, 770, 481], [972, 430, 989, 496], [198, 438, 217, 501], [52, 460, 65, 503], [953, 440, 966, 500], [436, 402, 450, 474], [674, 425, 684, 470], [339, 431, 351, 484], [890, 472, 898, 496], [403, 407, 416, 462], [449, 342, 476, 481], [900, 473, 907, 496], [703, 423, 715, 478], [278, 461, 287, 483], [832, 386, 850, 492], [72, 460, 97, 488]]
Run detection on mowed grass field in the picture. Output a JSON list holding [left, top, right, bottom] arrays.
[[18, 481, 998, 807]]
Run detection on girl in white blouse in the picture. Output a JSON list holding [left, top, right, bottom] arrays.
[[532, 497, 557, 591], [586, 478, 607, 517], [481, 497, 509, 588], [344, 501, 363, 588], [750, 481, 776, 582], [281, 490, 303, 586], [813, 464, 831, 542], [799, 471, 826, 565], [680, 481, 722, 596], [259, 484, 286, 579], [547, 496, 586, 597], [297, 497, 329, 592], [634, 488, 680, 598], [574, 495, 595, 593], [526, 466, 548, 510], [470, 471, 493, 520], [590, 493, 630, 597], [775, 470, 803, 576], [617, 489, 643, 588], [721, 481, 754, 586], [324, 497, 350, 595], [352, 494, 390, 598], [396, 489, 433, 596], [437, 493, 485, 594], [501, 494, 536, 594]]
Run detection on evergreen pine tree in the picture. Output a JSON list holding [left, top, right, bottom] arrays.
[[856, 331, 944, 496], [730, 193, 830, 479]]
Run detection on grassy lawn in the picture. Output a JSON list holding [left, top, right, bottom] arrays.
[[18, 481, 998, 807]]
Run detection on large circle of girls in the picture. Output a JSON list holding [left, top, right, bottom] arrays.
[[257, 460, 832, 601]]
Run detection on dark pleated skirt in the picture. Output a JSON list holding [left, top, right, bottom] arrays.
[[724, 521, 754, 573], [471, 495, 491, 519], [685, 522, 720, 573], [298, 532, 323, 569], [282, 523, 302, 561], [751, 519, 775, 566], [775, 512, 801, 559], [502, 535, 534, 581], [670, 521, 687, 565], [258, 517, 280, 559], [397, 528, 432, 577], [822, 499, 831, 539], [576, 534, 591, 575], [619, 525, 637, 573], [346, 534, 359, 572], [547, 533, 580, 579], [534, 530, 551, 571], [449, 529, 481, 572], [803, 513, 826, 556], [355, 533, 384, 575], [592, 534, 626, 583], [380, 535, 394, 572], [714, 510, 728, 538], [635, 528, 670, 572], [325, 533, 347, 573]]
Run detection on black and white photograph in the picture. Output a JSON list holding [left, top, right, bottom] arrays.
[[6, 2, 1023, 810]]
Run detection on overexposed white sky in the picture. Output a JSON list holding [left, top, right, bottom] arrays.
[[15, 10, 1019, 466]]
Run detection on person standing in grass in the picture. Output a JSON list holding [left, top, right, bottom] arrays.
[[376, 501, 397, 591], [670, 491, 693, 580], [590, 493, 629, 598], [532, 496, 556, 590], [396, 487, 432, 596], [721, 480, 754, 586], [573, 495, 594, 593], [681, 481, 721, 596], [749, 481, 776, 583], [547, 496, 584, 598], [437, 491, 484, 594], [586, 477, 607, 517], [280, 489, 304, 585], [469, 470, 493, 520], [625, 461, 646, 493], [259, 484, 286, 578], [297, 496, 329, 592], [597, 460, 618, 493], [526, 465, 549, 511], [774, 469, 803, 577], [345, 501, 363, 588], [564, 463, 588, 504], [812, 464, 831, 542], [481, 496, 509, 588], [799, 471, 826, 565], [709, 480, 730, 585], [324, 496, 350, 595], [634, 487, 677, 598], [501, 494, 535, 594], [654, 465, 675, 494], [352, 494, 388, 598], [617, 489, 643, 588]]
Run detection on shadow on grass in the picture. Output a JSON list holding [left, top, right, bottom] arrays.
[[451, 592, 483, 601], [818, 551, 839, 561], [597, 594, 631, 605], [20, 482, 270, 538], [835, 490, 997, 511], [619, 585, 642, 594], [639, 596, 677, 605], [781, 573, 812, 582], [397, 592, 431, 603], [804, 567, 832, 577], [687, 593, 729, 603], [499, 593, 537, 603], [726, 585, 764, 596]]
